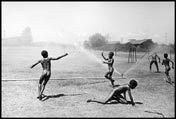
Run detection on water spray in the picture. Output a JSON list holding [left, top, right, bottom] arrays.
[[73, 41, 122, 78], [121, 73, 124, 78]]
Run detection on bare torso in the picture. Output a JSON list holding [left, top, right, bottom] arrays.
[[108, 58, 114, 72], [151, 55, 158, 61], [113, 85, 129, 96], [162, 58, 170, 68], [40, 58, 51, 75]]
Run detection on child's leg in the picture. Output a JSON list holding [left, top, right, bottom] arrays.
[[105, 72, 110, 79], [103, 90, 115, 104], [40, 75, 50, 96], [166, 68, 171, 83], [87, 99, 106, 104], [109, 72, 114, 86], [116, 95, 128, 104], [38, 74, 45, 99], [154, 61, 159, 72], [37, 84, 42, 99], [150, 61, 154, 72]]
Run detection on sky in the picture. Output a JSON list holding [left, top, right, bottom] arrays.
[[1, 2, 175, 44]]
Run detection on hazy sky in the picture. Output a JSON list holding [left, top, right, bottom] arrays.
[[2, 2, 174, 44]]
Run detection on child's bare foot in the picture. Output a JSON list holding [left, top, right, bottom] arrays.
[[37, 95, 42, 100]]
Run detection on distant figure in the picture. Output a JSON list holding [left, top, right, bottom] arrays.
[[148, 52, 160, 72], [102, 52, 115, 86], [30, 50, 68, 100], [162, 53, 174, 84], [87, 79, 138, 106]]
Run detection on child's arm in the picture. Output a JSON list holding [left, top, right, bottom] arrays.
[[30, 60, 41, 68], [103, 59, 114, 64], [50, 53, 68, 60], [170, 59, 174, 69], [157, 55, 160, 63], [127, 88, 135, 106], [102, 52, 108, 60]]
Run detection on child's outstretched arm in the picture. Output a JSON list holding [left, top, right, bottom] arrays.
[[128, 88, 135, 106], [30, 60, 41, 68], [102, 52, 108, 60], [50, 53, 68, 60]]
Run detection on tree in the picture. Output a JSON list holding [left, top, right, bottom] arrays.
[[84, 33, 108, 49]]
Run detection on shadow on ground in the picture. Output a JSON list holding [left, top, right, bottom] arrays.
[[41, 93, 85, 102]]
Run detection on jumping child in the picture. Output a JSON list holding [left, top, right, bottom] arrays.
[[30, 50, 68, 100], [162, 53, 174, 84], [102, 52, 115, 86], [87, 79, 138, 106]]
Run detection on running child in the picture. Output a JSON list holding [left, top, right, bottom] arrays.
[[102, 52, 115, 86], [162, 53, 174, 84], [30, 50, 68, 100], [87, 79, 138, 106]]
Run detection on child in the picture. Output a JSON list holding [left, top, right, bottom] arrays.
[[162, 53, 174, 84], [87, 79, 138, 106], [30, 50, 68, 100], [102, 52, 115, 86], [148, 52, 160, 72]]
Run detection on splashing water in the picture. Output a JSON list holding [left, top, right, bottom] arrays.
[[123, 52, 148, 75], [73, 42, 121, 76], [123, 45, 163, 76]]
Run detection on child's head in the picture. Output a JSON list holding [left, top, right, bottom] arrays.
[[41, 50, 48, 58], [129, 79, 138, 89], [164, 53, 168, 58], [108, 52, 114, 58]]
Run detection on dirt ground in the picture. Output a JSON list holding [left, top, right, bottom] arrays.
[[2, 46, 175, 117]]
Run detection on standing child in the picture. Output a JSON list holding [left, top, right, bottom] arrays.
[[102, 52, 115, 86], [30, 50, 68, 100], [148, 52, 160, 72], [87, 79, 138, 106], [162, 53, 174, 84]]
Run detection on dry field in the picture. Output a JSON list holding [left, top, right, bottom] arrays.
[[2, 45, 175, 117]]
